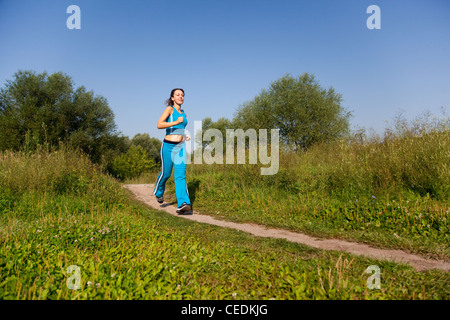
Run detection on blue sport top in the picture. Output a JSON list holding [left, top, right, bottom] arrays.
[[165, 106, 188, 135]]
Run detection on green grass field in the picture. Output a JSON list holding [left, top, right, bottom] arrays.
[[1, 126, 449, 299], [178, 129, 450, 261]]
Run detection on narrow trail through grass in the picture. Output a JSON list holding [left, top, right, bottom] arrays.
[[123, 184, 450, 272]]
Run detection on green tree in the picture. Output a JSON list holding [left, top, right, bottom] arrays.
[[0, 70, 127, 163], [108, 145, 156, 181], [233, 73, 352, 151], [131, 133, 162, 164], [196, 117, 233, 149]]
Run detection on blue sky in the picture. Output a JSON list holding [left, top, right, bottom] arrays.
[[1, 0, 449, 141]]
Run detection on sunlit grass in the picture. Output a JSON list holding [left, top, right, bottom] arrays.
[[172, 119, 450, 259], [1, 122, 449, 299]]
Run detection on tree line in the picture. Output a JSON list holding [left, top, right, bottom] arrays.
[[0, 70, 161, 180], [0, 70, 352, 179], [199, 73, 351, 152]]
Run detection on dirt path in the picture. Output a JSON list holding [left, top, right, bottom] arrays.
[[123, 184, 450, 272]]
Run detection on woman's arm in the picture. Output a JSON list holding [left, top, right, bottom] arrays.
[[156, 106, 184, 129]]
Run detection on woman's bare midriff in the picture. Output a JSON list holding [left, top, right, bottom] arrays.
[[165, 134, 184, 143]]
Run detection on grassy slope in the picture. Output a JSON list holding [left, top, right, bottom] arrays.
[[1, 146, 448, 300], [178, 130, 449, 260]]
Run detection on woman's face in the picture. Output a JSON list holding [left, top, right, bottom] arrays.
[[172, 90, 184, 106]]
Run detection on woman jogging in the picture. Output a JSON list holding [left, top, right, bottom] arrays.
[[153, 88, 192, 214]]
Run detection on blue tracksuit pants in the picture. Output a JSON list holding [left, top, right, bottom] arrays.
[[153, 139, 190, 207]]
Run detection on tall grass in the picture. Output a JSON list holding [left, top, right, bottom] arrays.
[[290, 129, 449, 199], [1, 143, 449, 300], [0, 144, 124, 212], [184, 113, 449, 258]]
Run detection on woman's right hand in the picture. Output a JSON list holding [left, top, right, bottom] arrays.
[[176, 117, 184, 125]]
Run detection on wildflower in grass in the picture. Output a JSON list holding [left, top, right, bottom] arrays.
[[87, 281, 92, 286], [96, 283, 101, 288], [111, 273, 115, 278]]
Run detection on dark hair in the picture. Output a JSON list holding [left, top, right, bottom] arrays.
[[165, 88, 185, 106]]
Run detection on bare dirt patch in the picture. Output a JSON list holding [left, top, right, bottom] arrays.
[[123, 184, 450, 272]]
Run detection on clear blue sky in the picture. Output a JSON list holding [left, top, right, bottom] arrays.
[[1, 0, 449, 141]]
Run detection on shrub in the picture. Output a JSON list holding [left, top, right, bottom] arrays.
[[108, 145, 156, 181]]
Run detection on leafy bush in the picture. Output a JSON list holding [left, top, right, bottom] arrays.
[[108, 145, 157, 181]]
